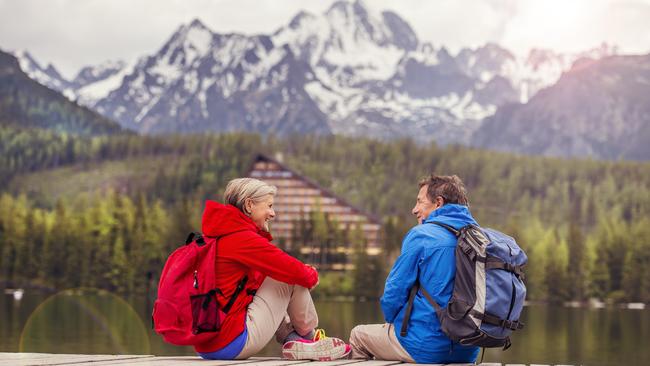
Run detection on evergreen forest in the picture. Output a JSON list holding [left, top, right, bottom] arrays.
[[1, 125, 649, 303]]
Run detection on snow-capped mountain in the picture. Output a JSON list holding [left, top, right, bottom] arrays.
[[12, 50, 71, 92], [11, 49, 130, 106], [68, 60, 131, 106], [472, 53, 650, 160], [72, 60, 126, 87], [92, 19, 330, 134], [12, 0, 616, 145]]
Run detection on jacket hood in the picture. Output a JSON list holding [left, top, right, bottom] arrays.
[[423, 203, 477, 229], [201, 200, 272, 240]]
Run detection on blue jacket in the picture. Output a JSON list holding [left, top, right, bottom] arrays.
[[381, 204, 480, 363]]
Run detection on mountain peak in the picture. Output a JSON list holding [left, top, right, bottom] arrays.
[[577, 42, 618, 61], [326, 0, 363, 16], [526, 48, 564, 67], [381, 10, 418, 51], [323, 0, 416, 52], [160, 18, 215, 63], [188, 18, 209, 30], [288, 10, 317, 29], [480, 42, 515, 60], [172, 18, 213, 42], [44, 63, 62, 78], [10, 49, 72, 91], [14, 50, 38, 64], [0, 49, 123, 135]]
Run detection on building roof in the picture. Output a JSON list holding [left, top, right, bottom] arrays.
[[247, 154, 381, 226]]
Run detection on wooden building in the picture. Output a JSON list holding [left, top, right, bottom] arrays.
[[248, 154, 382, 270]]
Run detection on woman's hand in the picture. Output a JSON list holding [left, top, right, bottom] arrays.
[[307, 264, 319, 290]]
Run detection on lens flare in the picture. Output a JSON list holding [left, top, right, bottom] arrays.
[[19, 288, 150, 355]]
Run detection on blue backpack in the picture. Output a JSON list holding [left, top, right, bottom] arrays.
[[401, 223, 527, 350]]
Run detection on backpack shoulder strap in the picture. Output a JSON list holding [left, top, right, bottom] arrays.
[[400, 282, 445, 337], [429, 221, 460, 237], [222, 275, 248, 313]]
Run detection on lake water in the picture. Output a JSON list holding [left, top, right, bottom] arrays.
[[1, 289, 648, 365]]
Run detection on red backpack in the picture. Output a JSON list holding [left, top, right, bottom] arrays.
[[152, 232, 247, 346]]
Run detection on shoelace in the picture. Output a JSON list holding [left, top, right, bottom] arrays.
[[313, 328, 327, 341]]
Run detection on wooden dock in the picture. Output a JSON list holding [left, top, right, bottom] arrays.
[[0, 353, 573, 366]]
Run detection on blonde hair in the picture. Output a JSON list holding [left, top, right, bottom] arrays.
[[223, 178, 277, 213]]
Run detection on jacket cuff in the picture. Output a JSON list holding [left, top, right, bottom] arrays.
[[305, 265, 318, 288]]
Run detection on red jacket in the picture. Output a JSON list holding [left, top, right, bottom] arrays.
[[194, 201, 319, 353]]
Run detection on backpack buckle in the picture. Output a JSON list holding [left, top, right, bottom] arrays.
[[501, 319, 523, 331]]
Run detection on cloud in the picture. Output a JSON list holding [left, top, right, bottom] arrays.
[[376, 0, 511, 52], [0, 0, 331, 77], [599, 1, 650, 54], [0, 0, 649, 78]]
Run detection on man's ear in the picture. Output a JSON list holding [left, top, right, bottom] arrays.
[[434, 196, 445, 208]]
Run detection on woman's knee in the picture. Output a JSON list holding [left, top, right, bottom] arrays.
[[292, 315, 318, 336]]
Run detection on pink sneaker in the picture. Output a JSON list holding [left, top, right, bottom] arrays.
[[282, 329, 351, 361]]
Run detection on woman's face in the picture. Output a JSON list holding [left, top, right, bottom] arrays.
[[246, 194, 276, 232]]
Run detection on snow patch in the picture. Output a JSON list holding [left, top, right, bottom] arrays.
[[75, 63, 134, 106]]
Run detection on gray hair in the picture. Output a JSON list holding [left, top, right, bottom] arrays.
[[418, 174, 469, 206], [223, 178, 277, 212]]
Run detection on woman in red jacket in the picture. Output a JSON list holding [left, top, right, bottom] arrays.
[[197, 177, 351, 360]]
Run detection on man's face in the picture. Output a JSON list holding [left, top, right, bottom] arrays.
[[412, 185, 439, 224]]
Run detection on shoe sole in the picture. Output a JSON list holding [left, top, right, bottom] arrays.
[[282, 337, 350, 361]]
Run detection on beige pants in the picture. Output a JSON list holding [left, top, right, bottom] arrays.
[[349, 323, 415, 362], [236, 277, 318, 359]]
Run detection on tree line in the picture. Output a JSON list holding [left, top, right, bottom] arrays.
[[1, 130, 649, 302]]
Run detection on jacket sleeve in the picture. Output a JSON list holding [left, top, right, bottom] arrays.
[[380, 228, 424, 323], [223, 231, 318, 289]]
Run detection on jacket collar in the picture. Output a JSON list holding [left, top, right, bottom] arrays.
[[201, 200, 273, 241], [423, 203, 478, 229]]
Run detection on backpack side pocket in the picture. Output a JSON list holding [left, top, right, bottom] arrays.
[[190, 289, 226, 334]]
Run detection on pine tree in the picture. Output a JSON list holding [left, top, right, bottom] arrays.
[[567, 219, 587, 300]]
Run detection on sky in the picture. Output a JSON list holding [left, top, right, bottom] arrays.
[[1, 0, 649, 78]]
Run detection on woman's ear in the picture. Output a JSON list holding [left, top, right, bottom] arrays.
[[243, 198, 252, 215]]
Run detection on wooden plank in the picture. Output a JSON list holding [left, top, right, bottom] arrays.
[[0, 354, 103, 366], [413, 363, 478, 366], [243, 359, 311, 366], [0, 354, 577, 366], [83, 357, 264, 366], [0, 354, 151, 366], [347, 361, 404, 365], [61, 356, 190, 366], [45, 356, 189, 366], [296, 360, 364, 366], [0, 353, 58, 361]]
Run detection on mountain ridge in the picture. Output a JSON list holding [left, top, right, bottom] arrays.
[[472, 53, 650, 160], [9, 0, 640, 159], [0, 49, 124, 136]]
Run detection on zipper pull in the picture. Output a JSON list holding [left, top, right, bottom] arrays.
[[193, 270, 199, 289]]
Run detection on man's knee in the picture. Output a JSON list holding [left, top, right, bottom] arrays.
[[349, 325, 365, 344], [349, 325, 373, 359]]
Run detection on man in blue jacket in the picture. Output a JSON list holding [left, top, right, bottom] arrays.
[[349, 174, 480, 363]]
